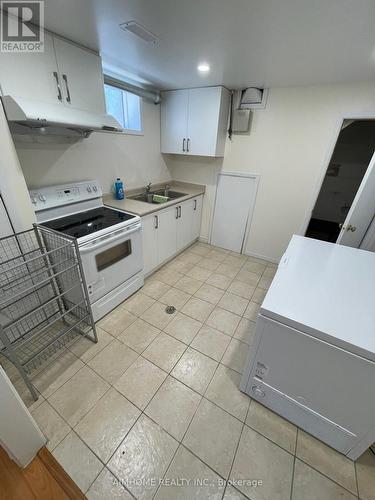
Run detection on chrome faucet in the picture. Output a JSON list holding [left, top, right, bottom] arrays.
[[146, 182, 152, 193]]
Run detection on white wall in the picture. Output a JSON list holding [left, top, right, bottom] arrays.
[[163, 155, 222, 242], [16, 101, 171, 193], [0, 104, 35, 231], [167, 81, 375, 262], [0, 367, 45, 467]]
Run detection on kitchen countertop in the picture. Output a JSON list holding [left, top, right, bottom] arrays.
[[103, 181, 205, 216]]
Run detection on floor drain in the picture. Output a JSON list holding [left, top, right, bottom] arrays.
[[165, 305, 176, 314]]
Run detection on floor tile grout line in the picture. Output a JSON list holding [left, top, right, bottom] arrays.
[[149, 374, 235, 496], [29, 290, 262, 428], [63, 428, 107, 495], [144, 358, 221, 499], [223, 393, 253, 500], [289, 427, 298, 500], [293, 456, 360, 498], [51, 368, 360, 500], [22, 244, 279, 497], [354, 457, 360, 498], [237, 411, 361, 499]]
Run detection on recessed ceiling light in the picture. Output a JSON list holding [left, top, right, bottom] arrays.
[[197, 63, 210, 73]]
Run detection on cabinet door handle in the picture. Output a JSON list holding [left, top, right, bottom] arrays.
[[179, 206, 182, 218], [176, 206, 179, 219], [182, 138, 186, 152], [62, 74, 71, 103], [53, 72, 62, 101], [154, 215, 158, 229], [194, 199, 197, 211], [187, 138, 190, 152]]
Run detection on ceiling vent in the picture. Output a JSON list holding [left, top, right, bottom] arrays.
[[120, 21, 159, 45], [234, 88, 268, 110]]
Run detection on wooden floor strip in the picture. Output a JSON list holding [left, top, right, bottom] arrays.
[[0, 446, 85, 500]]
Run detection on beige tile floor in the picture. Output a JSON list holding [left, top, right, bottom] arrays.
[[3, 242, 375, 499]]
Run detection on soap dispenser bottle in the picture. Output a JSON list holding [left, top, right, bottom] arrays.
[[114, 178, 125, 200]]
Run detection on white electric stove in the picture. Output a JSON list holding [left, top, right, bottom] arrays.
[[29, 180, 144, 321]]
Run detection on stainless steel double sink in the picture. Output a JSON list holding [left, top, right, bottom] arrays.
[[129, 189, 187, 204]]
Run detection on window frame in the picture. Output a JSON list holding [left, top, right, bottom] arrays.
[[102, 81, 144, 136]]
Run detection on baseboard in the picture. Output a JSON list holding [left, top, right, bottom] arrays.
[[198, 236, 209, 244], [243, 250, 279, 264]]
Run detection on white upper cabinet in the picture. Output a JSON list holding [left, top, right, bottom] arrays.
[[161, 86, 230, 157], [0, 32, 60, 104], [0, 31, 106, 115], [161, 90, 189, 154], [53, 38, 106, 114]]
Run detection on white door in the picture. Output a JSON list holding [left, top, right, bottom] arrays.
[[337, 151, 375, 248], [191, 196, 203, 240], [187, 87, 221, 156], [0, 31, 61, 105], [211, 173, 259, 253], [53, 38, 106, 114], [161, 90, 188, 154], [142, 214, 158, 275], [177, 200, 194, 251], [361, 216, 375, 252], [157, 206, 177, 264], [0, 197, 13, 238]]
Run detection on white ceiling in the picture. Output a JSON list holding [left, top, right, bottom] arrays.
[[44, 0, 375, 90]]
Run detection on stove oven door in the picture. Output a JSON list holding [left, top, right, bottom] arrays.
[[79, 222, 143, 304]]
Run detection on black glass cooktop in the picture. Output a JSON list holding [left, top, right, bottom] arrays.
[[42, 207, 136, 238]]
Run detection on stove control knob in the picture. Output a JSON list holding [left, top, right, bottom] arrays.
[[87, 186, 92, 193], [39, 194, 46, 202], [92, 185, 97, 192], [251, 385, 265, 398], [31, 196, 37, 204]]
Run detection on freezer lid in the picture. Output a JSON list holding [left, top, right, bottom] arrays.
[[261, 235, 375, 361]]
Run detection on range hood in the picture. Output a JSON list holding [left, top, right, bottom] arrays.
[[1, 95, 122, 138]]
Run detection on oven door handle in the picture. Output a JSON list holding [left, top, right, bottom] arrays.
[[79, 224, 141, 254]]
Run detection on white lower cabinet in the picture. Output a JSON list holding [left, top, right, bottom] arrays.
[[191, 196, 203, 240], [141, 214, 158, 275], [157, 205, 178, 264], [141, 195, 203, 275], [177, 199, 194, 251]]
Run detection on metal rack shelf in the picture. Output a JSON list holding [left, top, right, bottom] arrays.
[[0, 225, 97, 401]]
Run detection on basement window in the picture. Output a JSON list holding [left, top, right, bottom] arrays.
[[104, 83, 142, 133]]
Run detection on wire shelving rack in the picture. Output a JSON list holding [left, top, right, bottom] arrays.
[[0, 224, 97, 401]]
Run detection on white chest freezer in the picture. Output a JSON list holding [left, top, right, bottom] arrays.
[[240, 235, 375, 460]]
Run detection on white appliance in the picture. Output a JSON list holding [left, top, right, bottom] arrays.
[[2, 96, 121, 138], [240, 235, 375, 460], [30, 180, 144, 321]]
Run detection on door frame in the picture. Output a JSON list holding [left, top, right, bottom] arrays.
[[209, 170, 260, 253], [299, 112, 375, 238], [336, 151, 375, 246]]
